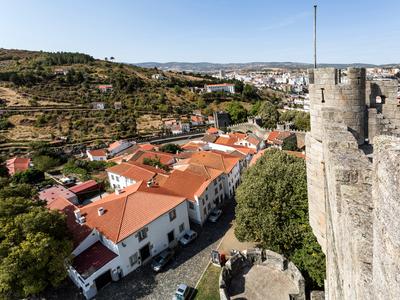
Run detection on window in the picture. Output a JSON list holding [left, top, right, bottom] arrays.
[[169, 209, 176, 221], [138, 227, 148, 242], [111, 174, 115, 180], [129, 253, 138, 266], [179, 223, 185, 233], [116, 176, 120, 182], [219, 183, 222, 190], [207, 203, 211, 210], [203, 207, 207, 216], [214, 188, 218, 195], [189, 202, 194, 209], [206, 194, 209, 201], [202, 199, 205, 205], [214, 180, 217, 186]]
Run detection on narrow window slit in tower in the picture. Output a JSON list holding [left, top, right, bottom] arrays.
[[321, 88, 325, 103]]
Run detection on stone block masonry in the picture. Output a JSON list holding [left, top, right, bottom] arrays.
[[306, 67, 400, 299]]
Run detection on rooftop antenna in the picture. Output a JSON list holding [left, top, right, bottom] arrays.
[[313, 5, 317, 68]]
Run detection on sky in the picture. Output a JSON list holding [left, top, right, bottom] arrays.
[[0, 0, 399, 64]]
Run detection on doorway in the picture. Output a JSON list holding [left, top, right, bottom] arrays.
[[139, 243, 151, 263]]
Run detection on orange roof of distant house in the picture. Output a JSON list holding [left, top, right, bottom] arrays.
[[69, 180, 100, 194], [107, 162, 156, 182], [138, 143, 155, 151], [47, 197, 92, 247], [191, 115, 204, 123], [206, 127, 219, 134], [87, 149, 107, 157], [161, 165, 222, 202], [6, 157, 30, 175], [188, 151, 240, 174], [79, 182, 186, 243], [267, 131, 294, 145], [284, 150, 305, 159], [129, 150, 175, 166]]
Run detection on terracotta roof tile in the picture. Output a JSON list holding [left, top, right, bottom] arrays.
[[87, 149, 107, 157], [106, 162, 156, 182], [79, 182, 186, 243], [6, 157, 30, 175]]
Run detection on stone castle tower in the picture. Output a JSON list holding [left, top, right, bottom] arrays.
[[306, 68, 400, 299]]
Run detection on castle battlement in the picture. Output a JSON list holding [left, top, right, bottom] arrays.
[[306, 68, 400, 299]]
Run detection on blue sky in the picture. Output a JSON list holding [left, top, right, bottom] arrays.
[[0, 0, 399, 64]]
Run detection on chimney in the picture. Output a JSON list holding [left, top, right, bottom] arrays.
[[78, 216, 86, 224], [74, 209, 81, 221], [98, 207, 105, 216]]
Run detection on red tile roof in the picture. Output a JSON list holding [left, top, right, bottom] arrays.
[[250, 149, 305, 166], [138, 143, 155, 151], [87, 149, 107, 157], [69, 180, 99, 194], [79, 182, 186, 243], [6, 157, 30, 175], [47, 197, 92, 247], [106, 162, 157, 182], [267, 131, 294, 145], [206, 83, 234, 87], [206, 127, 219, 134], [72, 241, 118, 279], [129, 150, 175, 166], [189, 151, 240, 174]]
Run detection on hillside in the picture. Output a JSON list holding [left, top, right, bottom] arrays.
[[0, 49, 260, 153]]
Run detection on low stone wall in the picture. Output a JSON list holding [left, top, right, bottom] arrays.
[[219, 248, 305, 300]]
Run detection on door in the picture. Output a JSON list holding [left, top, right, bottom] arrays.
[[95, 270, 112, 290], [139, 244, 151, 263], [168, 230, 175, 244]]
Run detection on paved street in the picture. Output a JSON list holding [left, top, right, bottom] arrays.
[[44, 204, 234, 300]]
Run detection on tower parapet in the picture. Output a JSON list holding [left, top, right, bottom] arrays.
[[308, 67, 366, 145]]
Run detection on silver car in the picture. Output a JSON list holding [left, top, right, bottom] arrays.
[[179, 230, 198, 246], [173, 284, 192, 300], [208, 208, 222, 222]]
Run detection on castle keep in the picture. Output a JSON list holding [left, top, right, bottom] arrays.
[[306, 68, 400, 299]]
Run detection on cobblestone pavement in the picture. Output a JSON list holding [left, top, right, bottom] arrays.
[[44, 204, 234, 300]]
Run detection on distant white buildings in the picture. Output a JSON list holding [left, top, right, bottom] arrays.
[[205, 83, 235, 93], [107, 140, 133, 156]]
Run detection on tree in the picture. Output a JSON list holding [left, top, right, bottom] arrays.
[[12, 169, 44, 184], [142, 157, 168, 171], [0, 196, 72, 298], [32, 155, 61, 172], [234, 149, 325, 288], [226, 101, 248, 124], [159, 143, 182, 154], [282, 136, 299, 151], [242, 84, 259, 100], [258, 101, 279, 129]]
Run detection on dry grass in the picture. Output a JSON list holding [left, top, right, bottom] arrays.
[[0, 87, 30, 106]]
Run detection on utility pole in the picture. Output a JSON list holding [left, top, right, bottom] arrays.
[[314, 5, 317, 68]]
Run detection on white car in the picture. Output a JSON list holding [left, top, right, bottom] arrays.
[[173, 284, 193, 300], [179, 230, 198, 246], [208, 208, 222, 222]]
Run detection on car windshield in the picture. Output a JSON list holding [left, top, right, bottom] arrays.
[[183, 234, 190, 239]]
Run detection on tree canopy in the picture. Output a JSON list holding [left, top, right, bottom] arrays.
[[257, 101, 280, 129], [0, 182, 72, 298], [159, 143, 182, 154], [226, 101, 248, 124], [234, 149, 325, 288]]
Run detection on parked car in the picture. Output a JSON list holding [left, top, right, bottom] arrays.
[[151, 248, 175, 272], [208, 208, 222, 222], [179, 230, 198, 246], [173, 284, 193, 300]]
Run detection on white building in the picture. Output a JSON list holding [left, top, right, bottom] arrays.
[[204, 83, 235, 93], [162, 165, 225, 225], [49, 182, 189, 299], [87, 149, 107, 161]]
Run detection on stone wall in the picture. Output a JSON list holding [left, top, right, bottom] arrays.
[[307, 67, 400, 299], [372, 136, 400, 300]]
